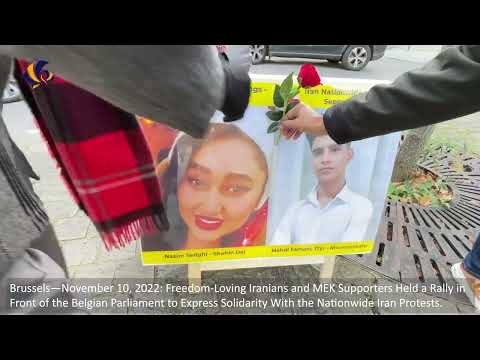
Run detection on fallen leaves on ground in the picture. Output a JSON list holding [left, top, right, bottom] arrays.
[[419, 196, 433, 207], [388, 167, 453, 208]]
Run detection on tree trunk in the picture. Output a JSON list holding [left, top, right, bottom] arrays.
[[391, 125, 435, 182]]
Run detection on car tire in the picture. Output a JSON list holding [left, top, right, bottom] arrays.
[[2, 80, 23, 104], [249, 45, 268, 65], [341, 45, 371, 71]]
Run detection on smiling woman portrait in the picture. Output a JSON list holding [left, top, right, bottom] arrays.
[[141, 123, 270, 251]]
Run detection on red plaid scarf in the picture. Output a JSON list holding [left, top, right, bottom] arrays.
[[14, 60, 169, 250]]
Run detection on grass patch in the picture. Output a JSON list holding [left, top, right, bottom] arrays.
[[426, 114, 480, 155]]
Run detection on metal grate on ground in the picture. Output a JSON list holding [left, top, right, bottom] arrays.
[[347, 151, 480, 303]]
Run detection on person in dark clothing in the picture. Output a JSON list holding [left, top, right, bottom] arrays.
[[279, 45, 480, 311], [0, 46, 251, 314]]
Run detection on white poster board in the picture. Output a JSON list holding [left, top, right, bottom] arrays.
[[139, 75, 400, 270]]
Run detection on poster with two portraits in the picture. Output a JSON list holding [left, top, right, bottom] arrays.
[[139, 75, 401, 265]]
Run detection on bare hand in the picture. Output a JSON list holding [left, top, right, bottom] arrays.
[[279, 101, 327, 140]]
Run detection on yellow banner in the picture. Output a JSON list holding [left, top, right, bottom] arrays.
[[249, 82, 363, 109], [299, 85, 363, 109], [142, 241, 374, 265], [249, 82, 276, 106]]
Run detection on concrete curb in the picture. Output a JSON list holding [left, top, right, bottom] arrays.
[[385, 46, 442, 64]]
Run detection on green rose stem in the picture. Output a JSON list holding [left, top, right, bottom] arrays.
[[275, 84, 300, 145], [274, 128, 282, 145], [274, 101, 289, 145]]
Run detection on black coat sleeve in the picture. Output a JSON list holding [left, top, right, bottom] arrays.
[[323, 45, 480, 144]]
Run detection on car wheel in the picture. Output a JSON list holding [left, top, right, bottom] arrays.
[[249, 45, 267, 65], [2, 80, 23, 104], [341, 45, 371, 71]]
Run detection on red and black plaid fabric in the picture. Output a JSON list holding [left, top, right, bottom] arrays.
[[14, 60, 169, 250]]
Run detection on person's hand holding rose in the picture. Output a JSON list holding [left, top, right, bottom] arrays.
[[280, 102, 327, 140], [266, 63, 327, 142]]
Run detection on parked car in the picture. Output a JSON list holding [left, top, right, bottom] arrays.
[[249, 45, 387, 71]]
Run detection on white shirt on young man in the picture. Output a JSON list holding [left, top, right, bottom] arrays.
[[270, 184, 373, 245]]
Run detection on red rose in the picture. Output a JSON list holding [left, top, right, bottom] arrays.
[[297, 64, 322, 88]]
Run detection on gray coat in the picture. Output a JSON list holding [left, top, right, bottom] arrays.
[[0, 45, 235, 138], [0, 45, 251, 268], [0, 46, 251, 312], [0, 57, 69, 314], [0, 56, 50, 275]]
